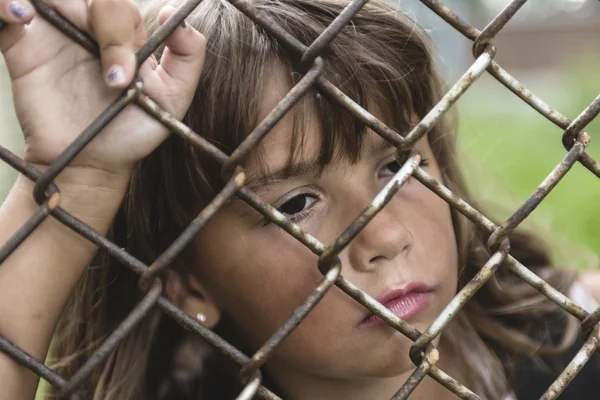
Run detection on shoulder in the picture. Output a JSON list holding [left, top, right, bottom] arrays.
[[511, 271, 600, 399]]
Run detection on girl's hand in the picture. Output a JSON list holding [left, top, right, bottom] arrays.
[[0, 0, 206, 184]]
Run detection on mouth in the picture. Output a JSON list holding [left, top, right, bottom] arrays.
[[359, 282, 434, 328]]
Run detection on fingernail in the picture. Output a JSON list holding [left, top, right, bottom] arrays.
[[180, 20, 188, 29], [9, 1, 28, 18], [106, 65, 126, 86]]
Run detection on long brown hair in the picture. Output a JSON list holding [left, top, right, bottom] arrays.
[[47, 1, 577, 398]]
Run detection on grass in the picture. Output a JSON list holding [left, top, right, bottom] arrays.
[[456, 55, 600, 269]]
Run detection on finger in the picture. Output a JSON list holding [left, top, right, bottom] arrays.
[[89, 0, 141, 89], [0, 0, 34, 24], [0, 0, 34, 53], [43, 0, 89, 32], [155, 6, 206, 102]]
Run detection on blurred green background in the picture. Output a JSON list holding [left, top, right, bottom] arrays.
[[456, 55, 600, 270]]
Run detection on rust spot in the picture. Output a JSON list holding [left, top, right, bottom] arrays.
[[48, 192, 61, 210]]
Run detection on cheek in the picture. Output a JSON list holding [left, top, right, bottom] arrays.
[[408, 183, 458, 293], [194, 218, 327, 348], [194, 216, 367, 374]]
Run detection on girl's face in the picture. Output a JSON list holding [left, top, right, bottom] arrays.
[[189, 68, 458, 386]]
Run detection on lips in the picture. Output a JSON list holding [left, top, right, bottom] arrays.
[[359, 282, 433, 327]]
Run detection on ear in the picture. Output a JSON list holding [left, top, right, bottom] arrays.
[[164, 269, 221, 329]]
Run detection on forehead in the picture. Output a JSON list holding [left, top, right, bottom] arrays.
[[244, 64, 393, 177], [252, 65, 320, 168]]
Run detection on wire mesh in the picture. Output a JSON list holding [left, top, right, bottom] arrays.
[[0, 0, 599, 399]]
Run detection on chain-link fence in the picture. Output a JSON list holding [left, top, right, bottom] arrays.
[[1, 0, 599, 399]]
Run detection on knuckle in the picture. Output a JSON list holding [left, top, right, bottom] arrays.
[[99, 33, 130, 49], [90, 2, 142, 47], [93, 0, 124, 7], [91, 0, 138, 17], [197, 32, 207, 46], [195, 32, 207, 52], [123, 0, 143, 25], [131, 2, 142, 22], [100, 42, 127, 56]]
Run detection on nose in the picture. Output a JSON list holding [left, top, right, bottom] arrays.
[[345, 197, 414, 272]]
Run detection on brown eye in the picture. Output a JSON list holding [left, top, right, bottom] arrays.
[[278, 195, 314, 217], [381, 157, 430, 177], [264, 193, 320, 227], [386, 160, 401, 174]]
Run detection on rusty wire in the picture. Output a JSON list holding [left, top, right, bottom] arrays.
[[0, 0, 599, 399]]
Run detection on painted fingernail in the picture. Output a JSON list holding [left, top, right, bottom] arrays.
[[180, 20, 188, 29], [9, 1, 28, 18], [106, 65, 126, 86]]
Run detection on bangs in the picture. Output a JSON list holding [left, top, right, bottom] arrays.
[[141, 0, 439, 229], [245, 0, 435, 179], [281, 61, 416, 174], [246, 55, 419, 183]]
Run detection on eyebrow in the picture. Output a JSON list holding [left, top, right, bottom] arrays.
[[243, 135, 396, 191], [244, 160, 320, 192]]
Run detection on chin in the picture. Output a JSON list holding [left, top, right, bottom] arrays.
[[348, 333, 424, 378], [357, 358, 419, 379]]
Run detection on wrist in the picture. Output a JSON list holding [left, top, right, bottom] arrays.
[[10, 165, 130, 226], [21, 162, 132, 192]]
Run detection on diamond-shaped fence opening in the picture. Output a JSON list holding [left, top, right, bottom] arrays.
[[0, 0, 599, 399]]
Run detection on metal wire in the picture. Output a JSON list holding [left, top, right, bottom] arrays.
[[0, 0, 599, 399]]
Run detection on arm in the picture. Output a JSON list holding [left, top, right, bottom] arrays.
[[0, 0, 206, 398], [0, 169, 128, 400]]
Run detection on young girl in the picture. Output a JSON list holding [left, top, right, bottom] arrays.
[[0, 0, 598, 399]]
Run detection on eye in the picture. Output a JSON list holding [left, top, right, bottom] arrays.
[[263, 193, 320, 227], [381, 157, 430, 177], [384, 160, 401, 175], [278, 194, 317, 218]]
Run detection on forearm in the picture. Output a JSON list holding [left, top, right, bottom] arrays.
[[0, 169, 129, 399]]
